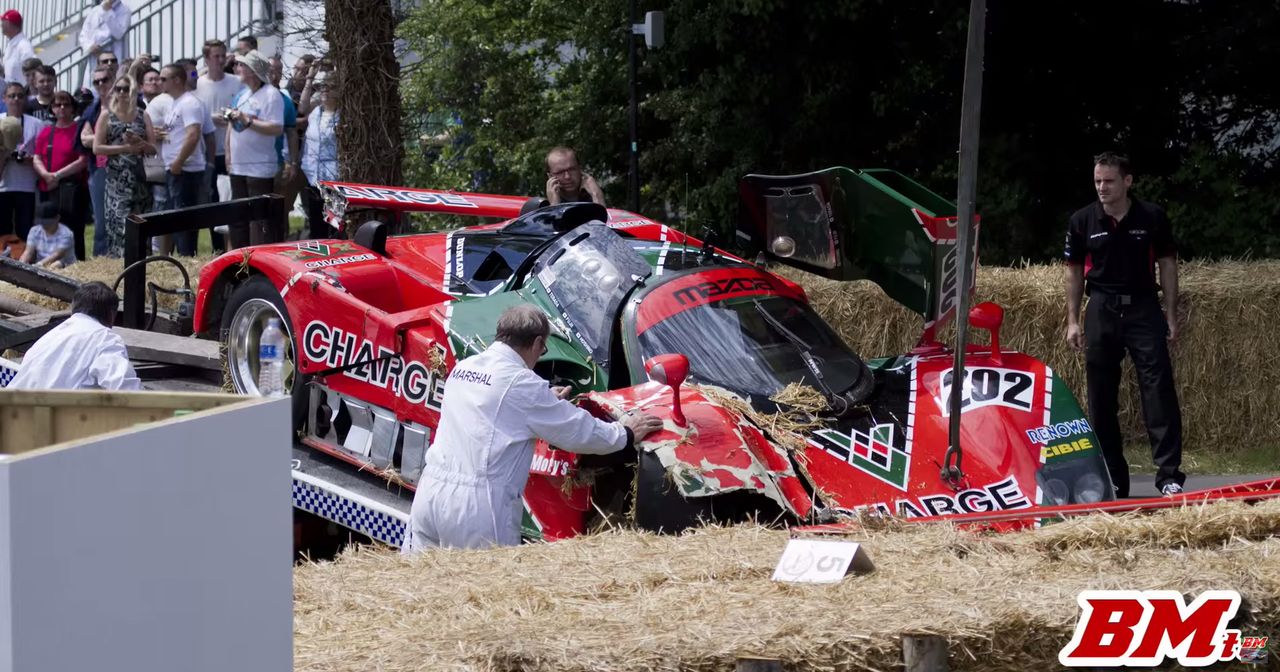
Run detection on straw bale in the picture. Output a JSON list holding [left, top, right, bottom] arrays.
[[0, 255, 214, 312], [785, 260, 1280, 454], [295, 499, 1280, 671]]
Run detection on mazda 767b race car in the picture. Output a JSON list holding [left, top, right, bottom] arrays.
[[193, 167, 1114, 540]]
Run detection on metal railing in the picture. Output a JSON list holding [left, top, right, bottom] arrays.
[[5, 0, 99, 49], [53, 0, 274, 92]]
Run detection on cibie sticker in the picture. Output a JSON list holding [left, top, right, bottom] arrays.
[[936, 366, 1035, 416], [1059, 590, 1251, 667]]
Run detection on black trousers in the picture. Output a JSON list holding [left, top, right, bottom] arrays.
[[1084, 292, 1185, 496], [0, 191, 35, 241], [168, 171, 205, 256], [228, 175, 278, 248], [207, 155, 227, 253]]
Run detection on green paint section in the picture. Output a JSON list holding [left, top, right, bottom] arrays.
[[740, 167, 959, 321], [1044, 371, 1102, 460], [814, 422, 908, 488], [520, 506, 543, 542], [445, 283, 606, 390]]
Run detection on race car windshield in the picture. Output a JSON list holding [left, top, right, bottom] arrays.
[[637, 294, 867, 399]]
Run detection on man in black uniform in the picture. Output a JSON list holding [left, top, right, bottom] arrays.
[[1065, 152, 1185, 497]]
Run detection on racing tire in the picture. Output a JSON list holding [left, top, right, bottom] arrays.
[[219, 275, 310, 431], [632, 449, 782, 534], [632, 450, 716, 534]]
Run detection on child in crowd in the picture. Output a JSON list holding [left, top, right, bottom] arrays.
[[19, 200, 76, 269]]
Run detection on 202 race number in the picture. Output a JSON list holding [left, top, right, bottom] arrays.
[[937, 367, 1035, 416]]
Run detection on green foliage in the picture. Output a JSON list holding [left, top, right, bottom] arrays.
[[399, 0, 1280, 261]]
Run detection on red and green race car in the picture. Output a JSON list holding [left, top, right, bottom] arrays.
[[193, 167, 1113, 541]]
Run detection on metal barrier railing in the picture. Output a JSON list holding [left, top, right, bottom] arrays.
[[123, 195, 282, 331], [53, 0, 274, 92]]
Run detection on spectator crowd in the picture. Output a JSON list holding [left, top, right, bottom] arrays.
[[0, 5, 338, 267]]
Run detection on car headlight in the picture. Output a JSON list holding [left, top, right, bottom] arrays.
[[1073, 472, 1106, 504], [1043, 478, 1071, 506]]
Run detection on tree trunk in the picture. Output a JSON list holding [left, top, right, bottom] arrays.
[[325, 0, 403, 187]]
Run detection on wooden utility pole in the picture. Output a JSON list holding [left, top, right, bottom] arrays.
[[325, 0, 404, 187]]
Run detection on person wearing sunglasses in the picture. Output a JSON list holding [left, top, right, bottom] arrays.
[[77, 65, 114, 257], [78, 0, 133, 90], [93, 76, 154, 258], [0, 10, 34, 87], [0, 82, 50, 246], [32, 90, 89, 262]]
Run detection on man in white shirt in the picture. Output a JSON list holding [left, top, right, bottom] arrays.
[[0, 83, 48, 242], [157, 63, 206, 256], [9, 281, 141, 391], [404, 305, 663, 551], [0, 10, 34, 86], [195, 40, 242, 205], [225, 50, 283, 248], [78, 0, 132, 90]]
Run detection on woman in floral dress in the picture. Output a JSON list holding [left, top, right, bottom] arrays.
[[93, 75, 155, 257]]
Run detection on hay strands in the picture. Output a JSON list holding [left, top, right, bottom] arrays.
[[804, 475, 1280, 533]]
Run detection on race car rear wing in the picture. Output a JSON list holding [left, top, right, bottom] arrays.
[[319, 181, 531, 230], [737, 167, 978, 348]]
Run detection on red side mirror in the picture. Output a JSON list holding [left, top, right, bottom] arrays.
[[644, 354, 688, 426], [969, 301, 1004, 363]]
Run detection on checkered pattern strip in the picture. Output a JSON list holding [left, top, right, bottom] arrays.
[[292, 478, 407, 547], [0, 359, 19, 388]]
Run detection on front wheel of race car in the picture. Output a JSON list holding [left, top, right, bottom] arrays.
[[220, 275, 309, 430]]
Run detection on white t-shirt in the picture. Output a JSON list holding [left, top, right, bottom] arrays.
[[2, 32, 34, 85], [228, 84, 284, 179], [0, 114, 50, 193], [195, 74, 244, 156], [144, 93, 173, 180], [160, 92, 207, 173]]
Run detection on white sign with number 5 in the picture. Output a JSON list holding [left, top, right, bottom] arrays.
[[771, 539, 875, 584]]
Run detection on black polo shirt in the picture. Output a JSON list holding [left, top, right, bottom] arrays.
[[1064, 198, 1176, 295]]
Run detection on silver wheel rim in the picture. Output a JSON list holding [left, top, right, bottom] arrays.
[[227, 298, 294, 396]]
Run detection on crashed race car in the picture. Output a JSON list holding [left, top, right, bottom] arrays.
[[194, 167, 1114, 540]]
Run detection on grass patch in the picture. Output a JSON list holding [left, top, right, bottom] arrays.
[[1123, 442, 1280, 475], [82, 214, 306, 259]]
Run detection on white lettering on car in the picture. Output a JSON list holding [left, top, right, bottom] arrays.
[[302, 320, 444, 411]]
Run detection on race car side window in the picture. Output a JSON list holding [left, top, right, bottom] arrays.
[[448, 232, 546, 295]]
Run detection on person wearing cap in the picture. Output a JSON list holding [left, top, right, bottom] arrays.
[[404, 305, 664, 551], [18, 199, 75, 268], [8, 281, 140, 391], [77, 0, 132, 91], [1, 10, 34, 86], [224, 50, 283, 248]]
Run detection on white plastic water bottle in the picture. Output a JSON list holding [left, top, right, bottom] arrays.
[[257, 318, 287, 397]]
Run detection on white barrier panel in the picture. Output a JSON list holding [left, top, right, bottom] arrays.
[[0, 394, 292, 672]]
